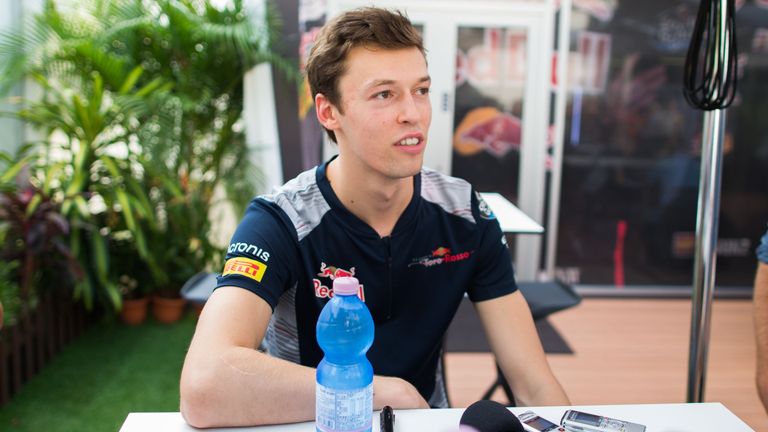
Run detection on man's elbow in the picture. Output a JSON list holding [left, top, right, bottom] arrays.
[[180, 372, 221, 428]]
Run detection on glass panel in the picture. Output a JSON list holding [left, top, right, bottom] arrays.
[[451, 26, 528, 203], [555, 0, 768, 289]]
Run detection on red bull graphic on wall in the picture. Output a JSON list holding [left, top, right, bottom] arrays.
[[454, 106, 521, 158]]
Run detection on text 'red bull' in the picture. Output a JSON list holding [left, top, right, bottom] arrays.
[[313, 279, 366, 302]]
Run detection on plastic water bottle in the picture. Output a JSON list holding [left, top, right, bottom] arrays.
[[315, 277, 374, 432]]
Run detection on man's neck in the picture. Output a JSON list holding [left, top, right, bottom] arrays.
[[326, 156, 415, 238]]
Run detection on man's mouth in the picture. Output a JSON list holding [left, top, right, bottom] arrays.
[[397, 137, 421, 146]]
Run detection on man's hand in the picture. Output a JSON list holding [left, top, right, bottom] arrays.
[[373, 375, 429, 409]]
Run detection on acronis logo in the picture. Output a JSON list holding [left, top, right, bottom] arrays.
[[227, 242, 270, 262]]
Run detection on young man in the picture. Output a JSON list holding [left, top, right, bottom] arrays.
[[754, 225, 768, 413], [180, 7, 569, 428]]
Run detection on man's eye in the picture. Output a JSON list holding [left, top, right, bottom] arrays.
[[374, 90, 392, 99], [416, 87, 431, 95]]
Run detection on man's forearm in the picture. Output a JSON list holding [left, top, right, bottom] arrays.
[[180, 346, 429, 428], [476, 292, 571, 407], [753, 262, 768, 411], [501, 365, 570, 407], [181, 346, 317, 427], [754, 263, 768, 364]]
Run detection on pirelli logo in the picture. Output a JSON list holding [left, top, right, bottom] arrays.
[[222, 257, 268, 282]]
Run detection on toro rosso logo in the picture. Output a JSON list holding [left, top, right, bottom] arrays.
[[408, 247, 473, 268], [313, 262, 365, 301]]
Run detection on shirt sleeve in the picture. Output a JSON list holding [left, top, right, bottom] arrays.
[[215, 198, 300, 310], [466, 190, 518, 302], [758, 225, 768, 264]]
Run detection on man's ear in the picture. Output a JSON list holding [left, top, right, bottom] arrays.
[[315, 93, 340, 130]]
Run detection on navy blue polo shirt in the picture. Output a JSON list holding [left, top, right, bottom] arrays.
[[216, 158, 517, 406]]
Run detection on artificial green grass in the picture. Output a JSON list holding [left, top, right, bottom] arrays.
[[0, 313, 197, 431]]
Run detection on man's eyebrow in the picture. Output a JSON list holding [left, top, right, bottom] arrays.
[[365, 76, 431, 89], [366, 79, 396, 89]]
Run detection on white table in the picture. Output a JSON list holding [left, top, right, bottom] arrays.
[[479, 192, 544, 234], [119, 403, 754, 432]]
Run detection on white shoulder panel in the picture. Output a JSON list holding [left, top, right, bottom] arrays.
[[420, 167, 475, 225], [263, 168, 331, 242]]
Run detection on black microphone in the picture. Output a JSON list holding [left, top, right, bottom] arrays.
[[459, 400, 525, 432]]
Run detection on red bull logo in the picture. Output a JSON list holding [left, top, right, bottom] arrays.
[[316, 262, 356, 280], [314, 262, 364, 301]]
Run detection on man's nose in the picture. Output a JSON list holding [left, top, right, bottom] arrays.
[[397, 94, 422, 124]]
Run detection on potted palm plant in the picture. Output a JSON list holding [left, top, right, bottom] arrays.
[[0, 0, 291, 318], [6, 69, 169, 312], [111, 0, 290, 322]]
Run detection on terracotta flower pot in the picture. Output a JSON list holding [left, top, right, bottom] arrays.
[[152, 296, 186, 324], [120, 297, 149, 326]]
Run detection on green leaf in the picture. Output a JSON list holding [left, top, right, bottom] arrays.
[[25, 193, 43, 217], [116, 188, 136, 231], [104, 281, 122, 311], [133, 226, 149, 261], [74, 275, 94, 311], [134, 77, 167, 98], [72, 94, 94, 141], [161, 176, 184, 198], [91, 71, 104, 117], [41, 162, 66, 195], [62, 200, 73, 217], [91, 233, 109, 286], [127, 194, 149, 219], [126, 177, 154, 225], [98, 155, 120, 178], [65, 169, 86, 196], [73, 195, 90, 218], [0, 156, 31, 183], [118, 66, 143, 95], [145, 251, 168, 287]]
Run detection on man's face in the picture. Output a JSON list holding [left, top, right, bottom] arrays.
[[330, 45, 432, 180]]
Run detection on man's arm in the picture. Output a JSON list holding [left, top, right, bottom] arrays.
[[754, 262, 768, 413], [180, 286, 427, 428], [474, 290, 570, 406]]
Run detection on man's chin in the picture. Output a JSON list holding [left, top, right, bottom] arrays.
[[395, 161, 424, 179]]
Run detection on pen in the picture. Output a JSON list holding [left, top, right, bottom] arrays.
[[380, 405, 395, 432]]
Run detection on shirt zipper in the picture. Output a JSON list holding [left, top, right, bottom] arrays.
[[383, 236, 393, 320]]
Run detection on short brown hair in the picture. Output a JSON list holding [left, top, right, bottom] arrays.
[[305, 7, 425, 142]]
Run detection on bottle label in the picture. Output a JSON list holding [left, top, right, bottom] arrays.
[[315, 382, 373, 432]]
